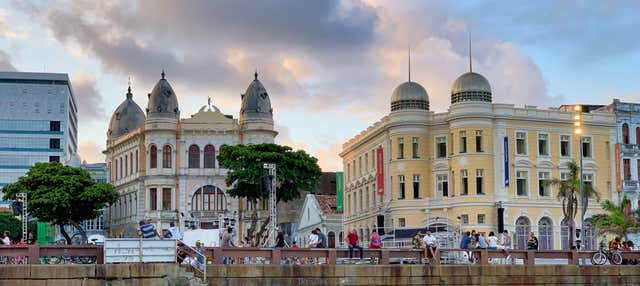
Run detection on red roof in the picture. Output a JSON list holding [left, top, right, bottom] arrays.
[[315, 195, 342, 215]]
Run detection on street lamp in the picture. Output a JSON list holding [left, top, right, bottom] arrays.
[[574, 105, 586, 249]]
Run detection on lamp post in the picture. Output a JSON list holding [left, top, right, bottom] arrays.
[[574, 105, 586, 249]]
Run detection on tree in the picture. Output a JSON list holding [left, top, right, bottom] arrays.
[[0, 213, 38, 242], [550, 161, 600, 249], [2, 162, 119, 244], [588, 196, 638, 240], [218, 143, 322, 245]]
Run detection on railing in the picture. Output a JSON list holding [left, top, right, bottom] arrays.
[[621, 144, 640, 154], [0, 245, 103, 264], [623, 180, 639, 190], [177, 240, 206, 281]]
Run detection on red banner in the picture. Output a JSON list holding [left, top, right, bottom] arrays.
[[376, 147, 384, 195]]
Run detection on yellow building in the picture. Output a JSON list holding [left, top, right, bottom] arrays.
[[340, 69, 617, 250]]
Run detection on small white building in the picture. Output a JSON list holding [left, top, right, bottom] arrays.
[[295, 194, 343, 248]]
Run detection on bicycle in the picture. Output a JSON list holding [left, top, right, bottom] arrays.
[[591, 249, 622, 265]]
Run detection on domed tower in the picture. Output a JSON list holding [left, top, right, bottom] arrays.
[[107, 86, 146, 139], [450, 40, 492, 104], [146, 71, 180, 119], [239, 71, 277, 144], [390, 81, 430, 112]]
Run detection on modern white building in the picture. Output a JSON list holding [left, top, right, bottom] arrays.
[[0, 72, 78, 202], [104, 71, 277, 238]]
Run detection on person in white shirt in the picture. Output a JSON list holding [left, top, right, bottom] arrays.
[[422, 230, 438, 259], [488, 231, 511, 260], [307, 230, 319, 248], [167, 222, 182, 240]]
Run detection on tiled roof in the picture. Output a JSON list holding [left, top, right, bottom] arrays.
[[315, 195, 342, 215]]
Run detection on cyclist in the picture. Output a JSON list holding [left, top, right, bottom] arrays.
[[608, 237, 621, 251]]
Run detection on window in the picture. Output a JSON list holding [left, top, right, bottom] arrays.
[[582, 137, 592, 158], [188, 145, 200, 168], [359, 190, 363, 211], [398, 175, 405, 199], [124, 155, 128, 177], [346, 194, 351, 215], [49, 138, 60, 149], [583, 173, 594, 189], [398, 218, 406, 228], [135, 150, 138, 172], [459, 131, 467, 153], [624, 159, 631, 180], [560, 135, 570, 157], [538, 172, 551, 197], [130, 152, 133, 175], [358, 156, 362, 176], [460, 170, 468, 195], [436, 137, 447, 158], [162, 145, 172, 168], [150, 145, 158, 168], [560, 172, 569, 181], [437, 174, 449, 197], [397, 138, 404, 159], [191, 186, 226, 211], [371, 150, 375, 169], [49, 156, 59, 162], [162, 188, 172, 210], [412, 137, 419, 158], [477, 214, 485, 224], [413, 175, 420, 199], [365, 154, 369, 172], [516, 132, 527, 155], [347, 163, 351, 182], [115, 159, 118, 180], [50, 121, 60, 131], [150, 188, 157, 210], [622, 123, 630, 144], [475, 130, 483, 152], [119, 158, 123, 179], [461, 215, 469, 224], [476, 169, 484, 195], [538, 134, 549, 156], [365, 186, 369, 209], [636, 127, 640, 145], [516, 171, 528, 196]]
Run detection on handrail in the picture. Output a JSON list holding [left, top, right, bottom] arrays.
[[177, 240, 207, 281]]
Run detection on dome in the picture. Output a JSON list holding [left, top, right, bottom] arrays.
[[107, 87, 146, 139], [390, 81, 430, 111], [146, 71, 179, 118], [450, 72, 492, 104], [240, 72, 273, 122]]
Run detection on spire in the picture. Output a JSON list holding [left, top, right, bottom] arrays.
[[468, 32, 472, 72], [408, 46, 411, 82], [161, 69, 166, 79], [254, 68, 258, 80], [126, 76, 132, 99]]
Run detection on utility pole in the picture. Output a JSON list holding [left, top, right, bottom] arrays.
[[17, 193, 27, 242], [263, 163, 277, 247]]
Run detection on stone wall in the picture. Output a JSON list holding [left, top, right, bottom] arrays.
[[1, 264, 640, 286]]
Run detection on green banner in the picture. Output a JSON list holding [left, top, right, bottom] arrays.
[[336, 172, 343, 211]]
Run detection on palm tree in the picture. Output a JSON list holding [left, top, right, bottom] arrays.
[[550, 161, 600, 248], [588, 196, 638, 240]]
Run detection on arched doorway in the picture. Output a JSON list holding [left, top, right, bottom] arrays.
[[584, 220, 597, 250], [561, 217, 570, 250], [328, 231, 335, 248], [515, 216, 531, 249], [538, 217, 554, 250]]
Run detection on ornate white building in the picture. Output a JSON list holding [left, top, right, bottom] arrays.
[[104, 71, 276, 237]]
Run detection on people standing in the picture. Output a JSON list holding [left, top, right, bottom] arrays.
[[527, 232, 539, 250], [315, 228, 327, 248], [221, 227, 236, 247], [275, 228, 286, 248], [307, 230, 319, 248], [2, 231, 11, 245], [369, 229, 382, 249], [347, 229, 364, 259]]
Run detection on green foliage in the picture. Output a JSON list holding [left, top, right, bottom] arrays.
[[0, 212, 21, 242], [218, 143, 322, 202], [588, 196, 638, 239], [2, 162, 119, 242]]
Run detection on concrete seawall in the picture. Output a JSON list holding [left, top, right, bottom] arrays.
[[1, 264, 640, 285]]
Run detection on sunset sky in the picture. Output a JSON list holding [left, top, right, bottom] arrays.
[[1, 0, 639, 171]]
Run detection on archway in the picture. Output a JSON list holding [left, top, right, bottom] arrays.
[[515, 216, 531, 249], [328, 231, 335, 248], [191, 185, 226, 211], [561, 217, 570, 250], [538, 217, 554, 250]]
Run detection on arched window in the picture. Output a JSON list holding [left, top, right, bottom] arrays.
[[622, 123, 629, 144], [538, 217, 553, 250], [561, 217, 570, 250], [119, 157, 123, 179], [191, 185, 226, 211], [204, 145, 215, 168], [189, 145, 200, 168], [149, 145, 157, 169], [163, 145, 172, 168], [584, 220, 597, 250], [135, 150, 138, 172], [515, 216, 531, 249]]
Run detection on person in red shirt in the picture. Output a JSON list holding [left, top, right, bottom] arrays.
[[347, 229, 363, 259], [609, 237, 621, 251], [369, 230, 382, 249]]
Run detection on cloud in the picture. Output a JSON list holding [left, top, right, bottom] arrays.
[[72, 72, 106, 121], [0, 50, 16, 71], [78, 140, 104, 163]]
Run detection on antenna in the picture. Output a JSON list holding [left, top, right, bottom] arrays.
[[468, 31, 472, 72], [408, 46, 411, 82]]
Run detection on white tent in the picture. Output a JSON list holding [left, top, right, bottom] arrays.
[[182, 229, 220, 247]]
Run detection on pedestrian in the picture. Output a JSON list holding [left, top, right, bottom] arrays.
[[307, 230, 319, 248], [501, 230, 512, 249], [275, 228, 286, 248], [475, 233, 488, 249], [422, 230, 438, 259], [167, 222, 182, 240], [347, 229, 364, 259], [221, 227, 236, 247], [138, 219, 161, 239], [488, 231, 511, 260], [369, 229, 382, 249], [460, 231, 472, 249], [2, 231, 11, 245], [527, 232, 539, 250], [27, 231, 37, 245], [315, 228, 327, 248]]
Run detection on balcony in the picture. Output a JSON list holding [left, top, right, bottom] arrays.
[[621, 144, 640, 155], [623, 180, 639, 190]]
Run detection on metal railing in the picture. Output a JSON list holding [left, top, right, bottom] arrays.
[[177, 240, 207, 281]]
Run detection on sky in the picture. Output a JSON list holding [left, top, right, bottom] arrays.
[[0, 0, 639, 172]]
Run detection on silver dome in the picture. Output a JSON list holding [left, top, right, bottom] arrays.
[[108, 87, 145, 138], [450, 72, 492, 104], [146, 71, 179, 118], [240, 72, 273, 121], [390, 81, 430, 111]]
